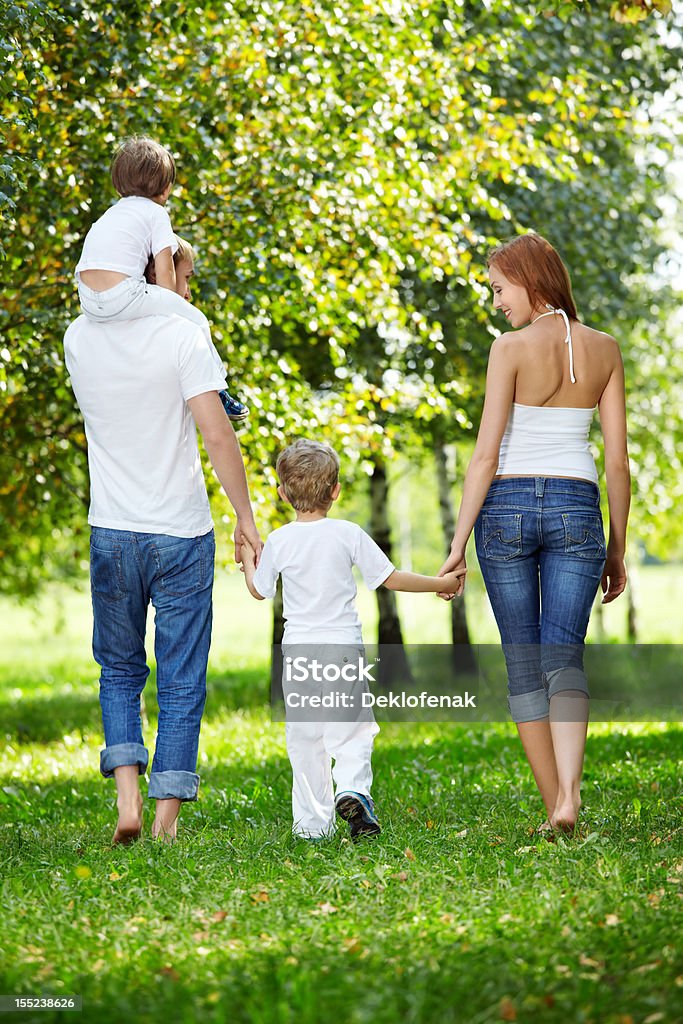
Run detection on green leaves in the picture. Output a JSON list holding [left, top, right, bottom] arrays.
[[1, 0, 681, 591]]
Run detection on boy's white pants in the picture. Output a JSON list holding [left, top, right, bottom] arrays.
[[285, 717, 379, 838], [77, 277, 225, 372], [282, 643, 379, 838]]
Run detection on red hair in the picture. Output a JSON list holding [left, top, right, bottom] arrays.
[[487, 234, 579, 320]]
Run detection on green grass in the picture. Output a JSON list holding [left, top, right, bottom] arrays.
[[0, 576, 681, 1024]]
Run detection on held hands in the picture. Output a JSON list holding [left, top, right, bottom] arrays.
[[436, 546, 467, 601], [234, 519, 262, 568], [437, 566, 467, 599], [601, 550, 627, 604]]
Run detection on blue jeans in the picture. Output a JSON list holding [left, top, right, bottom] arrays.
[[474, 478, 606, 723], [90, 527, 215, 800]]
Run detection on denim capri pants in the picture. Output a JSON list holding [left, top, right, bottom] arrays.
[[474, 477, 606, 723]]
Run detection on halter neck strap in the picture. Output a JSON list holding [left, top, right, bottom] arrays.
[[531, 306, 576, 383]]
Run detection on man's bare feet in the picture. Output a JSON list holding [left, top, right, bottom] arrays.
[[152, 797, 181, 843], [112, 794, 143, 845]]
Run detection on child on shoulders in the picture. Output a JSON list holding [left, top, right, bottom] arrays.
[[76, 135, 247, 421]]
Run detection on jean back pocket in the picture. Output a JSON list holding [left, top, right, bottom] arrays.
[[562, 513, 606, 561], [481, 513, 523, 561]]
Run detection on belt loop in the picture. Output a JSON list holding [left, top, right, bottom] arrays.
[[535, 478, 545, 498]]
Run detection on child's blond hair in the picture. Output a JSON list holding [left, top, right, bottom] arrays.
[[173, 235, 195, 266], [276, 440, 340, 512]]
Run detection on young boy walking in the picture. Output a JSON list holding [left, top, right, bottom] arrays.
[[76, 135, 247, 420], [241, 439, 466, 841]]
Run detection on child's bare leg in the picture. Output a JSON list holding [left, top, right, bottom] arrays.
[[112, 765, 143, 845], [152, 798, 181, 842]]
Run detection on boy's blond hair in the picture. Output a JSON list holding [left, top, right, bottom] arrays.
[[173, 235, 195, 266], [111, 136, 176, 199], [276, 440, 340, 512]]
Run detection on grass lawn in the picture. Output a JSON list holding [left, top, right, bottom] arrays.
[[0, 574, 681, 1023]]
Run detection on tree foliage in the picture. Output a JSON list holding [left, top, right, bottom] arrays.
[[1, 0, 680, 594]]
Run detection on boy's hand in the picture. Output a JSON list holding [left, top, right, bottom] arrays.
[[240, 536, 256, 565], [234, 519, 262, 567], [436, 566, 467, 599]]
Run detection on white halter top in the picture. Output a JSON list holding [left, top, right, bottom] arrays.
[[496, 306, 598, 484]]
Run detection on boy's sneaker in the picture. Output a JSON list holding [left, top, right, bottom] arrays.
[[335, 792, 381, 840], [219, 389, 249, 422]]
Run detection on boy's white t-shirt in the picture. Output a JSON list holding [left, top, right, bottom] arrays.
[[64, 312, 227, 537], [75, 196, 178, 280], [252, 518, 395, 644]]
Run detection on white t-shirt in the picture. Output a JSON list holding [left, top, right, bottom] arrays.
[[64, 313, 227, 537], [75, 196, 178, 280], [252, 518, 395, 643]]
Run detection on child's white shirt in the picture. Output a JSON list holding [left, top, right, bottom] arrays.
[[252, 518, 395, 644], [75, 196, 177, 280]]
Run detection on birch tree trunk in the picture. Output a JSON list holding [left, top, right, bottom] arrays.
[[370, 455, 413, 685], [434, 440, 476, 672]]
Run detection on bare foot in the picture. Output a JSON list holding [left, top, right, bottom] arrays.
[[152, 797, 181, 843], [535, 820, 556, 842], [112, 795, 143, 845], [550, 797, 581, 833]]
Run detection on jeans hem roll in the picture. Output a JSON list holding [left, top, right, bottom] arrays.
[[100, 742, 149, 778], [148, 770, 200, 802], [508, 689, 550, 723]]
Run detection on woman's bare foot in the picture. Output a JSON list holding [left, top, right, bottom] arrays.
[[550, 796, 581, 833], [112, 794, 143, 845]]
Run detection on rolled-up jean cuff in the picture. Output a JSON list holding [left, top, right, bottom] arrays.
[[148, 770, 200, 802], [508, 688, 549, 723], [545, 667, 590, 700], [100, 743, 149, 778]]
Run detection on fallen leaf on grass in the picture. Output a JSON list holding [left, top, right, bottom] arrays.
[[498, 996, 517, 1020], [643, 1014, 665, 1024], [404, 848, 416, 861], [159, 966, 180, 981], [250, 890, 269, 903], [579, 954, 603, 969], [212, 911, 228, 923], [342, 937, 364, 955], [109, 871, 121, 881], [633, 961, 661, 974], [393, 871, 409, 882], [604, 914, 620, 926], [311, 902, 338, 915], [455, 828, 468, 838], [425, 820, 434, 829]]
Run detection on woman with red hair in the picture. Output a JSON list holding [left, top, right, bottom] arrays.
[[439, 233, 630, 833]]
